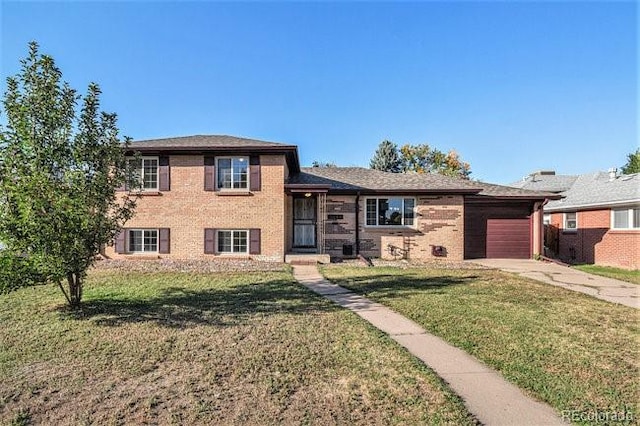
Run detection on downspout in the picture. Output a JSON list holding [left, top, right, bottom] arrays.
[[355, 192, 361, 255]]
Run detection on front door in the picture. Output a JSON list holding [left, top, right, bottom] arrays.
[[293, 197, 316, 248]]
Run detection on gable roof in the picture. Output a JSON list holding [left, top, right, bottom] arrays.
[[288, 167, 556, 199], [545, 171, 640, 211], [126, 135, 300, 172]]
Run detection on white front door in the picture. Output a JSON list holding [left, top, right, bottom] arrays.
[[293, 197, 316, 248]]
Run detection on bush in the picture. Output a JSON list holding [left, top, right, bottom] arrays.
[[0, 251, 47, 293]]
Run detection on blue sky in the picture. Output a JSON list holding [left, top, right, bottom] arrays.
[[1, 1, 637, 184]]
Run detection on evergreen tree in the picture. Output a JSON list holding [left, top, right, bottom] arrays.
[[621, 148, 640, 174], [369, 140, 402, 172]]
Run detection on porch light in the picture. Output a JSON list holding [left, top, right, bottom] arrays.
[[304, 192, 312, 197]]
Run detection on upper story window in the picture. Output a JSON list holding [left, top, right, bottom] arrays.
[[128, 229, 158, 253], [563, 212, 577, 231], [128, 157, 158, 191], [366, 197, 415, 227], [612, 207, 640, 230], [217, 157, 249, 190]]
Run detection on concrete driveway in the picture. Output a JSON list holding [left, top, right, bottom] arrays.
[[471, 259, 639, 309]]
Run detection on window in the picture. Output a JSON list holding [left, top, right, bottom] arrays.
[[217, 230, 248, 254], [543, 213, 551, 225], [217, 157, 249, 190], [128, 157, 159, 191], [365, 198, 415, 226], [128, 229, 158, 253], [612, 208, 640, 230], [563, 212, 577, 231]]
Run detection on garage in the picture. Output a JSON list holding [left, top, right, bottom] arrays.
[[486, 218, 531, 258], [464, 201, 533, 259]]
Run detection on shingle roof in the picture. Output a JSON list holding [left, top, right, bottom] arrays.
[[545, 172, 640, 211], [288, 167, 556, 198], [129, 134, 296, 150], [509, 174, 578, 193]]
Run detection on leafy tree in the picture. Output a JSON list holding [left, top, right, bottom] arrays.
[[369, 140, 402, 172], [0, 42, 138, 306], [621, 148, 640, 174], [311, 160, 337, 168]]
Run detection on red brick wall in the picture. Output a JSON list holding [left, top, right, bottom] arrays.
[[550, 209, 639, 269]]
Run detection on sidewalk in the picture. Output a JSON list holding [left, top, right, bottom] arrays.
[[292, 264, 565, 426], [471, 259, 639, 309]]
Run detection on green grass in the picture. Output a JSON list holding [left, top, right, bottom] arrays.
[[0, 270, 474, 425], [574, 264, 640, 285], [322, 266, 640, 425]]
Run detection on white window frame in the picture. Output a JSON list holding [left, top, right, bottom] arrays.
[[563, 212, 577, 232], [217, 230, 249, 254], [365, 197, 416, 227], [128, 229, 158, 253], [611, 207, 640, 230], [216, 156, 249, 191], [127, 156, 159, 192], [543, 213, 551, 225]]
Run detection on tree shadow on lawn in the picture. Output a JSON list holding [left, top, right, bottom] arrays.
[[58, 278, 338, 328], [331, 273, 478, 298]]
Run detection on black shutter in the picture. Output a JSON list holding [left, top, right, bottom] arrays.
[[159, 156, 170, 191], [204, 228, 216, 254], [250, 155, 261, 191], [204, 156, 215, 191], [158, 228, 170, 254], [249, 229, 261, 255], [115, 229, 127, 253]]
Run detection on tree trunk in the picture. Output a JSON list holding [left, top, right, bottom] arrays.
[[67, 272, 83, 307]]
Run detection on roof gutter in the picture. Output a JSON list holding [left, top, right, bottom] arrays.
[[545, 199, 640, 212]]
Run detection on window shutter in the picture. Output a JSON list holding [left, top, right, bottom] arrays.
[[204, 228, 216, 254], [115, 229, 127, 253], [159, 228, 170, 254], [204, 156, 215, 191], [250, 155, 261, 191], [249, 228, 261, 255], [159, 156, 170, 191]]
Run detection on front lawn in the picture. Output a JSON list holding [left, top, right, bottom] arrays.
[[0, 269, 473, 425], [322, 265, 640, 424], [573, 264, 640, 285]]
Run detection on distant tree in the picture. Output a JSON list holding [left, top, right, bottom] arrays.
[[370, 140, 402, 172], [621, 148, 640, 174], [311, 160, 337, 168], [0, 42, 138, 306]]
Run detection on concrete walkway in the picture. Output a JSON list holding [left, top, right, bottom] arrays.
[[292, 265, 565, 426], [471, 259, 639, 309]]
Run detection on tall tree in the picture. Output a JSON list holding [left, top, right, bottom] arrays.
[[0, 42, 138, 306], [370, 140, 402, 172], [621, 148, 640, 174], [376, 142, 471, 179]]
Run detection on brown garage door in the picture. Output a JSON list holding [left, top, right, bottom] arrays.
[[486, 219, 531, 258]]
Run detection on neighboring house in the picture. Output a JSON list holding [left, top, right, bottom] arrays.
[[511, 170, 640, 269], [104, 135, 556, 262]]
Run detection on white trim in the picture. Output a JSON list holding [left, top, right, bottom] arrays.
[[215, 156, 250, 191], [611, 207, 640, 230], [216, 229, 249, 254], [546, 199, 639, 212], [127, 156, 159, 192], [543, 213, 551, 225], [563, 212, 577, 232], [364, 197, 417, 228], [128, 228, 159, 253]]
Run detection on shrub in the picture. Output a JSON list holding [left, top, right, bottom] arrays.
[[0, 251, 47, 293]]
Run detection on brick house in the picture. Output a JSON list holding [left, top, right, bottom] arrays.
[[511, 170, 639, 269], [104, 135, 556, 262]]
